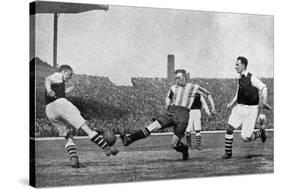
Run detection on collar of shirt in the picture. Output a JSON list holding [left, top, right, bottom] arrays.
[[239, 70, 248, 78]]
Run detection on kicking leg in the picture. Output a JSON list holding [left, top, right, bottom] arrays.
[[120, 121, 161, 146]]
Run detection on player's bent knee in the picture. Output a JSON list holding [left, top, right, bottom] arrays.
[[147, 121, 162, 132], [241, 134, 251, 142]]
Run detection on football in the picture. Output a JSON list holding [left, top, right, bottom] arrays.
[[103, 130, 117, 146]]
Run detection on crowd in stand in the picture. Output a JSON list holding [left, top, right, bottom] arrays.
[[34, 64, 274, 137]]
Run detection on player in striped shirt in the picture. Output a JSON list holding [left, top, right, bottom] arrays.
[[45, 65, 118, 168], [121, 69, 215, 160]]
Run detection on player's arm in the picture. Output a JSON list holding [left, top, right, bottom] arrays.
[[45, 72, 62, 97], [45, 74, 55, 97], [65, 86, 74, 94], [251, 75, 270, 111], [227, 86, 238, 110], [198, 86, 216, 114], [201, 95, 211, 116]]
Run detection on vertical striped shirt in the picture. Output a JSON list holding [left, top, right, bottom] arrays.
[[167, 83, 210, 109]]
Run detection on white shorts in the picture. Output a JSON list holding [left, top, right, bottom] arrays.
[[228, 104, 258, 138], [186, 109, 201, 132], [45, 98, 86, 137]]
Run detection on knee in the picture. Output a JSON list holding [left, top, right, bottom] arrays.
[[240, 134, 251, 142], [226, 124, 234, 134]]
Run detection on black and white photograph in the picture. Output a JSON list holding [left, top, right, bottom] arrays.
[[29, 0, 274, 188]]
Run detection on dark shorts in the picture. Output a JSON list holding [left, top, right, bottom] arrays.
[[152, 105, 190, 137]]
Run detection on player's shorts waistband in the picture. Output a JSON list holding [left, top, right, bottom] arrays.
[[45, 98, 68, 107], [237, 104, 258, 109]]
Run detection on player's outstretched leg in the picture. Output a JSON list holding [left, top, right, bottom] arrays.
[[120, 128, 151, 146], [120, 121, 161, 146], [222, 125, 234, 159]]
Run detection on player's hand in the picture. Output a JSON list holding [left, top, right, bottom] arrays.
[[259, 103, 272, 110], [257, 113, 266, 125], [47, 89, 55, 97]]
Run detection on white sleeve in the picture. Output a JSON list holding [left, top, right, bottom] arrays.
[[201, 95, 210, 114], [197, 85, 210, 97], [251, 75, 266, 91]]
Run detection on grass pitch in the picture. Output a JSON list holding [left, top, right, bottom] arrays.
[[34, 131, 273, 187]]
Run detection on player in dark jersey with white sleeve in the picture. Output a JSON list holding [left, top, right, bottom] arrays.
[[222, 56, 271, 159], [185, 92, 215, 151], [121, 69, 216, 160], [45, 65, 118, 168]]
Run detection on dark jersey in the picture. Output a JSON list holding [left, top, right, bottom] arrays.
[[45, 82, 66, 105], [237, 72, 259, 105], [190, 93, 202, 109]]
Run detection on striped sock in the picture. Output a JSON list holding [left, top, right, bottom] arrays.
[[186, 132, 192, 147], [225, 134, 233, 155], [195, 131, 201, 147], [90, 134, 108, 149], [65, 142, 78, 160], [129, 128, 150, 142], [253, 129, 262, 140]]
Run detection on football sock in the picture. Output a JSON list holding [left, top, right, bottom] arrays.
[[225, 134, 233, 155], [80, 124, 108, 149], [195, 131, 201, 147], [90, 133, 108, 149], [65, 139, 78, 160], [253, 129, 263, 140], [128, 128, 151, 142], [186, 132, 191, 147]]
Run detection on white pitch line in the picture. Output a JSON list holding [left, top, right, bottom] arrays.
[[30, 129, 274, 141]]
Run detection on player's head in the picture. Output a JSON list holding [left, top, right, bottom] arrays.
[[59, 65, 73, 82], [174, 69, 187, 87], [235, 56, 248, 74]]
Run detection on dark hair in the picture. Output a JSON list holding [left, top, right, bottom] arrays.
[[175, 69, 187, 79], [58, 64, 73, 72], [237, 56, 248, 68]]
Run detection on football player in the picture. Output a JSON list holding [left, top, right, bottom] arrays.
[[222, 56, 271, 159], [45, 65, 118, 168], [121, 69, 216, 160], [185, 92, 215, 151]]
